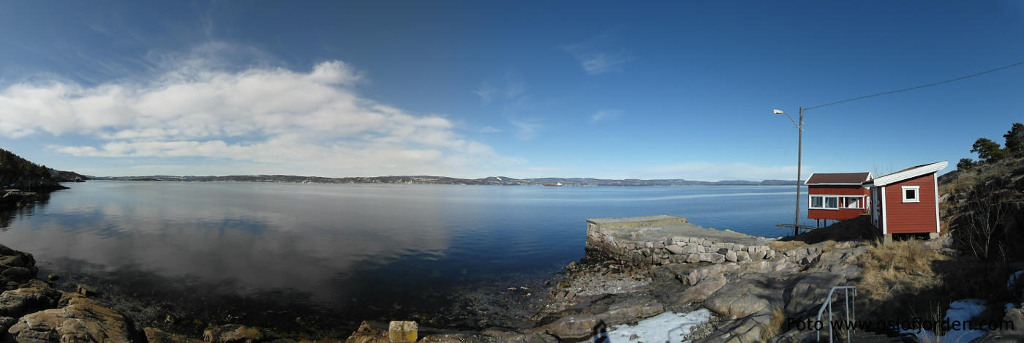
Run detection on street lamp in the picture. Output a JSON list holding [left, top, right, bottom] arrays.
[[773, 107, 804, 236]]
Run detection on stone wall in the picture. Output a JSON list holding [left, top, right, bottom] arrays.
[[586, 226, 776, 266]]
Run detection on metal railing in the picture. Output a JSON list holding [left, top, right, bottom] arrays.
[[816, 286, 856, 343]]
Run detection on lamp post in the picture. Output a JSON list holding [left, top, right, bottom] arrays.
[[773, 107, 803, 236]]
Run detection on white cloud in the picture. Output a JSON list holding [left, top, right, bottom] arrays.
[[0, 57, 518, 177], [577, 52, 631, 75], [473, 82, 497, 104], [509, 119, 543, 140], [590, 109, 622, 123], [563, 35, 632, 75], [638, 162, 802, 182]]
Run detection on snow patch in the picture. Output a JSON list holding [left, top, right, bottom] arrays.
[[1007, 270, 1024, 291], [597, 309, 712, 343], [899, 299, 987, 343]]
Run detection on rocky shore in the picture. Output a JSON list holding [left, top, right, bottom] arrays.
[[3, 211, 1024, 342], [339, 215, 875, 343], [340, 214, 1024, 343], [0, 213, 877, 342]]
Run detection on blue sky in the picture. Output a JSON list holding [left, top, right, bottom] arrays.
[[1, 1, 1022, 181]]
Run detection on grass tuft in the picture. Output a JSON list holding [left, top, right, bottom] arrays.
[[760, 307, 786, 341], [767, 240, 807, 251]]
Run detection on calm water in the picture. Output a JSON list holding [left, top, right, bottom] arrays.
[[0, 181, 807, 330]]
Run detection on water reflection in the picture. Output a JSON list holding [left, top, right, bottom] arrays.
[[1, 182, 454, 305], [0, 181, 802, 331], [0, 193, 51, 232]]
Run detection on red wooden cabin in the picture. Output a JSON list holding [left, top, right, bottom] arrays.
[[866, 161, 947, 240], [806, 172, 871, 227]]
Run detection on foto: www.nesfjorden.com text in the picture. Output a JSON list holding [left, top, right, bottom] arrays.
[[785, 318, 1015, 333]]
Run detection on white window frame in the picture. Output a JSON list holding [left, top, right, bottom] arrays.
[[843, 196, 864, 209], [902, 186, 920, 203], [809, 195, 825, 209], [808, 194, 865, 210]]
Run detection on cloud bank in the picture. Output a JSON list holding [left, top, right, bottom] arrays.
[[0, 59, 516, 176]]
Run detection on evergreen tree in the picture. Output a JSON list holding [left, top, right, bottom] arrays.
[[971, 138, 1005, 162], [1004, 122, 1024, 156], [957, 158, 976, 170]]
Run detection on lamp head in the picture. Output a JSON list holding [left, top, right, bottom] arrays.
[[773, 109, 784, 115]]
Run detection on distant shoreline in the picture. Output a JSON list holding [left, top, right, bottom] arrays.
[[87, 175, 803, 187]]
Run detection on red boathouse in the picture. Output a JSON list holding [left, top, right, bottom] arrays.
[[805, 172, 872, 227], [866, 161, 948, 241]]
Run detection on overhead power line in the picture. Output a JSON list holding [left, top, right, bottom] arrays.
[[805, 58, 1024, 111]]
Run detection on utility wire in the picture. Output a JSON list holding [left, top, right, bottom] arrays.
[[805, 59, 1024, 111]]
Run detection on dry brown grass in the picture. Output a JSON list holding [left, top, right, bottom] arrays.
[[767, 240, 807, 251], [760, 307, 786, 341], [858, 239, 948, 304]]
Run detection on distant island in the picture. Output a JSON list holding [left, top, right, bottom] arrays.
[[89, 174, 802, 186]]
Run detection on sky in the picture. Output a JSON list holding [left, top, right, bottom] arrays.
[[0, 1, 1023, 181]]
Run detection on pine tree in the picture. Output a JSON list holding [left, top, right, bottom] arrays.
[[971, 138, 1005, 162], [1004, 122, 1024, 156]]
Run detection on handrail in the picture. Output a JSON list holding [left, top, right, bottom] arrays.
[[816, 286, 856, 343]]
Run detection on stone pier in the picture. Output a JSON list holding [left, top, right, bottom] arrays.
[[585, 215, 776, 266]]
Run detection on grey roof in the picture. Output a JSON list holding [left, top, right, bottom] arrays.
[[806, 172, 871, 185]]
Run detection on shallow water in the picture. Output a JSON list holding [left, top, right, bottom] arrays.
[[0, 181, 807, 331]]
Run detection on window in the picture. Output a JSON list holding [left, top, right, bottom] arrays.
[[810, 194, 866, 210], [824, 197, 839, 209], [902, 186, 920, 203], [810, 196, 824, 209], [844, 197, 862, 209]]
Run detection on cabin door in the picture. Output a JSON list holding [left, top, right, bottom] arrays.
[[871, 187, 880, 227]]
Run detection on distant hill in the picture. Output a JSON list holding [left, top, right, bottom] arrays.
[[91, 174, 801, 186], [0, 148, 87, 192]]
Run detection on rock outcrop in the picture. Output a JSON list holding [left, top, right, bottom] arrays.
[[8, 294, 137, 342], [585, 215, 776, 266]]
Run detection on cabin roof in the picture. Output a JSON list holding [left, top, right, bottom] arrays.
[[805, 172, 871, 186], [867, 161, 948, 187]]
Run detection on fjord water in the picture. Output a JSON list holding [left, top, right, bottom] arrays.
[[0, 181, 804, 329]]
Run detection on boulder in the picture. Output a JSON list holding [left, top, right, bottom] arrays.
[[0, 246, 38, 288], [784, 272, 846, 316], [982, 307, 1024, 342], [388, 321, 417, 343], [345, 321, 388, 343], [702, 311, 775, 343], [1, 267, 35, 282], [596, 296, 664, 324], [686, 264, 740, 286], [736, 251, 751, 262], [0, 282, 60, 317], [203, 324, 287, 343], [811, 245, 868, 279], [666, 245, 684, 255], [754, 250, 768, 260], [677, 275, 727, 304], [725, 250, 738, 262], [541, 314, 599, 341], [698, 253, 726, 264], [7, 296, 136, 343], [704, 274, 782, 318]]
